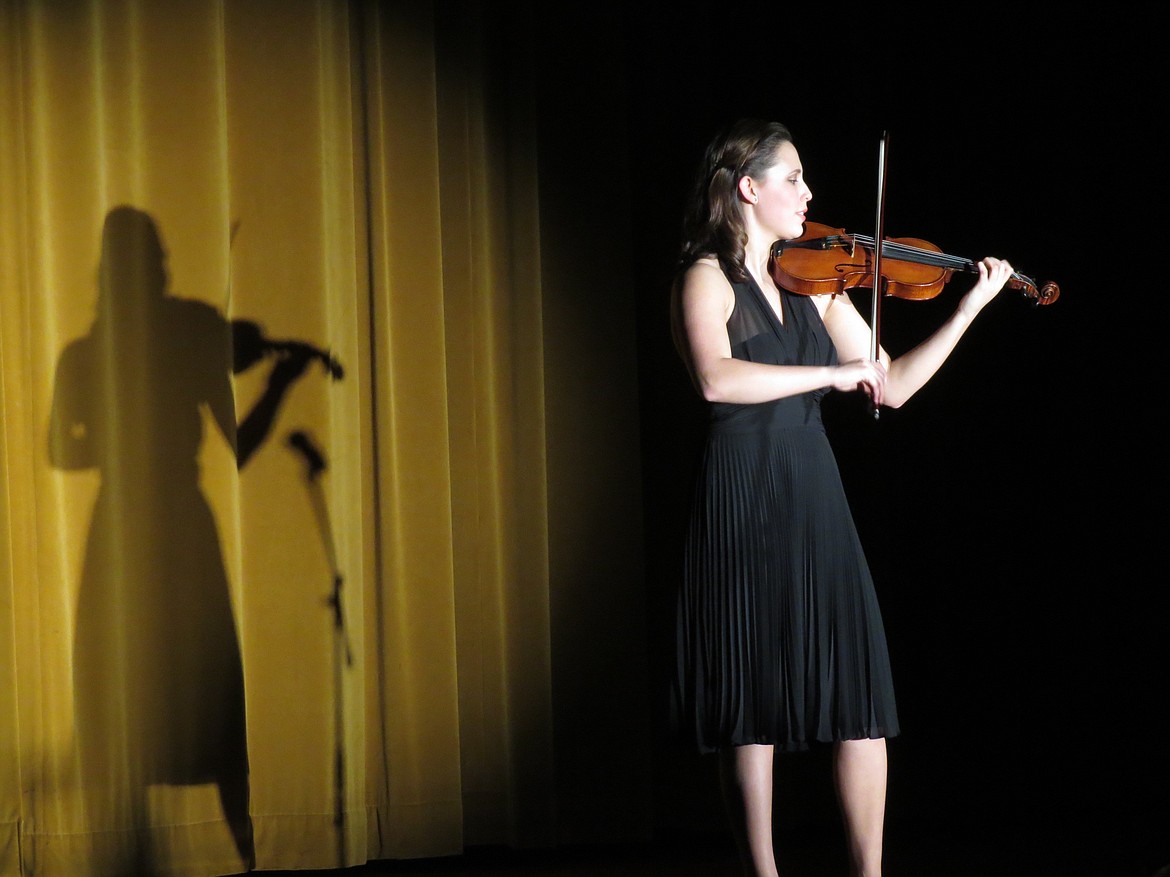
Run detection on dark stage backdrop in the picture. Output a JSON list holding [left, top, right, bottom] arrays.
[[530, 4, 1165, 874]]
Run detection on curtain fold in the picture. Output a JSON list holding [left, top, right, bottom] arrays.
[[359, 0, 466, 859], [0, 1, 576, 874], [0, 6, 29, 872], [431, 2, 556, 851]]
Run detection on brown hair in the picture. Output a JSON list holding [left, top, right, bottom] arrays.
[[677, 119, 793, 283]]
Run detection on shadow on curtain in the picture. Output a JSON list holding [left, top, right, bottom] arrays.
[[45, 205, 330, 872], [1, 2, 649, 875]]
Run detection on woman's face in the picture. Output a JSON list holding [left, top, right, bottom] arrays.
[[749, 141, 811, 241]]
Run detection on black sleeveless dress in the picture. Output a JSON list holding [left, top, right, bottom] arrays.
[[674, 269, 899, 753]]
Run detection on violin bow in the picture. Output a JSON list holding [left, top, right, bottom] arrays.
[[868, 131, 890, 420]]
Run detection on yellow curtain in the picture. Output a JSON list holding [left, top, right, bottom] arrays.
[[0, 0, 586, 873]]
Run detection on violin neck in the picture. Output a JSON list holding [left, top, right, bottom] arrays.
[[853, 234, 972, 272], [853, 234, 1030, 285]]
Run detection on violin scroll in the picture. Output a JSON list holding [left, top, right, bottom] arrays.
[[1009, 274, 1060, 306]]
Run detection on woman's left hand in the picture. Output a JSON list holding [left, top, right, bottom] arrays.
[[961, 256, 1014, 316]]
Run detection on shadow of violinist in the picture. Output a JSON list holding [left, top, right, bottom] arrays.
[[46, 205, 341, 874]]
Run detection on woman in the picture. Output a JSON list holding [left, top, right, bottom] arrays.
[[670, 119, 1013, 877]]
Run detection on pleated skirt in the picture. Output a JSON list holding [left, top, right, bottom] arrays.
[[675, 424, 899, 753]]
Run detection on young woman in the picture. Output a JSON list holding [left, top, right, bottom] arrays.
[[670, 119, 1013, 877]]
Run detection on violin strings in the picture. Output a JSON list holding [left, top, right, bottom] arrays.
[[850, 234, 976, 271]]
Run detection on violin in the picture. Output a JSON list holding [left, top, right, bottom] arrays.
[[770, 221, 1060, 306]]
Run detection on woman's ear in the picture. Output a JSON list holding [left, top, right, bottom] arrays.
[[737, 175, 758, 205]]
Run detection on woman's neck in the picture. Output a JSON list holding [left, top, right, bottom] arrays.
[[744, 238, 774, 287]]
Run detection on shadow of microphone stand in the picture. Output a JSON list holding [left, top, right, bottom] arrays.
[[287, 429, 352, 869]]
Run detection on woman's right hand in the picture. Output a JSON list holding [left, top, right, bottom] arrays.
[[831, 357, 886, 406]]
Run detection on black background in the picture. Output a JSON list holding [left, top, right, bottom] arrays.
[[523, 4, 1166, 872]]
